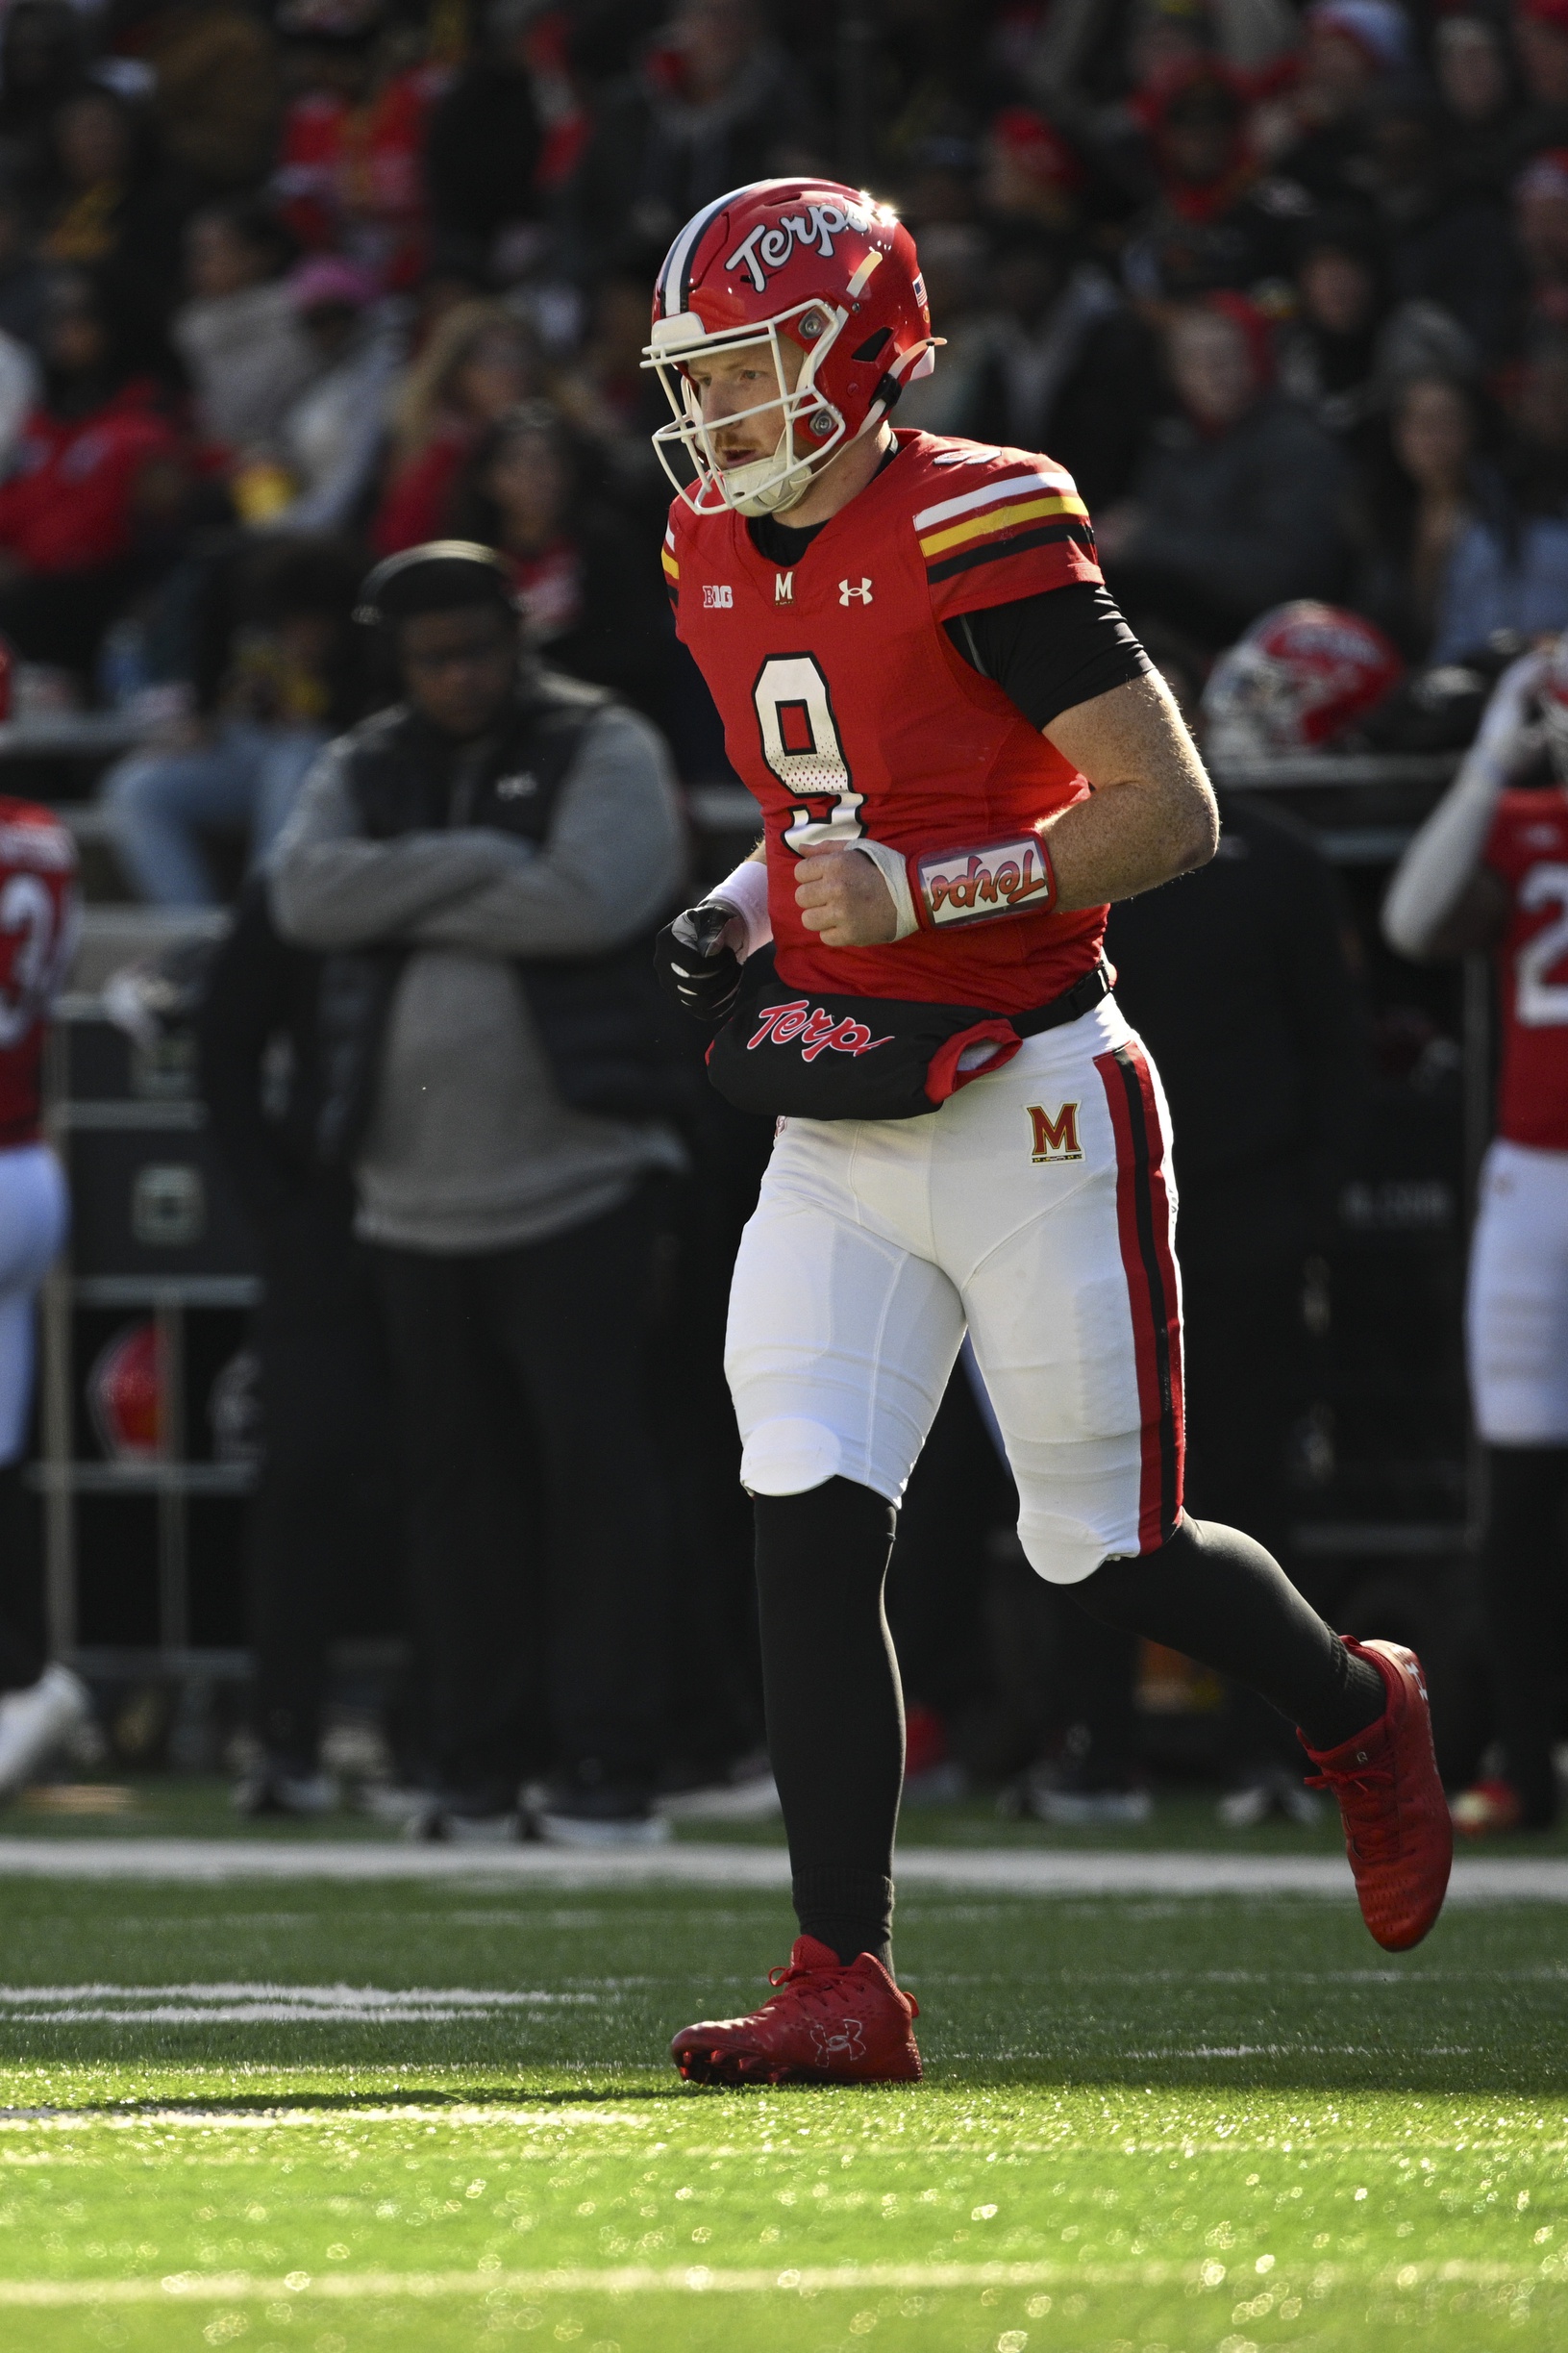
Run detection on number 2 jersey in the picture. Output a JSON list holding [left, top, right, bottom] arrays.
[[666, 428, 1111, 1015], [1485, 786, 1568, 1150], [0, 797, 77, 1146]]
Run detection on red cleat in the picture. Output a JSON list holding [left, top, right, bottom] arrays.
[[1303, 1638, 1453, 1952], [670, 1935, 923, 2087]]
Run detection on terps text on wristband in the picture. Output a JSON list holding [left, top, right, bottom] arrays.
[[914, 835, 1056, 929]]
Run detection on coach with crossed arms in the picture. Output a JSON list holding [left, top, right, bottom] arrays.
[[270, 542, 685, 1842], [647, 179, 1453, 2085]]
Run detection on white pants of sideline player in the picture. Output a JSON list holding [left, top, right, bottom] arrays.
[[1467, 1137, 1568, 1444], [0, 1144, 67, 1466], [725, 996, 1183, 1588]]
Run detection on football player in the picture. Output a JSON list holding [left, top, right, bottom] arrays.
[[1384, 638, 1568, 1834], [0, 793, 89, 1795], [651, 180, 1451, 2086]]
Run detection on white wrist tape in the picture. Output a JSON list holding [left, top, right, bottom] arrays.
[[849, 839, 919, 940], [708, 855, 773, 957]]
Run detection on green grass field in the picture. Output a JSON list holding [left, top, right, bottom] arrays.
[[0, 1852, 1565, 2353]]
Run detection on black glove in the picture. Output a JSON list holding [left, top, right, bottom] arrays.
[[654, 898, 745, 1023]]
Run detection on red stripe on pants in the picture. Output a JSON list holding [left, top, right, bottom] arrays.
[[1095, 1039, 1184, 1552]]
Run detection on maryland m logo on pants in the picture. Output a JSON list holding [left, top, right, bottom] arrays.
[[1027, 1101, 1082, 1162]]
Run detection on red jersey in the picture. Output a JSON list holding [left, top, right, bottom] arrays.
[[276, 67, 446, 290], [1486, 787, 1568, 1149], [667, 429, 1107, 1014], [0, 382, 180, 575], [0, 798, 77, 1147]]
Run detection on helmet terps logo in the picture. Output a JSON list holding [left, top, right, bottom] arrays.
[[725, 198, 873, 290], [644, 177, 933, 518]]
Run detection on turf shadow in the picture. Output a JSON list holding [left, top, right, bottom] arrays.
[[0, 2084, 708, 2119]]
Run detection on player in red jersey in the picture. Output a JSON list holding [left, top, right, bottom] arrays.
[[0, 795, 90, 1794], [650, 180, 1450, 2085], [1386, 638, 1568, 1834]]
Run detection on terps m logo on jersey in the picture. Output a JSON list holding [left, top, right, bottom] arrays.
[[916, 838, 1051, 927], [748, 997, 894, 1062], [726, 198, 871, 290], [702, 584, 734, 609], [1028, 1102, 1082, 1163], [838, 577, 873, 605], [775, 572, 793, 604]]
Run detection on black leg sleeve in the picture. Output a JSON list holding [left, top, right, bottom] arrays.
[[1074, 1515, 1386, 1754], [755, 1478, 902, 1970], [1482, 1446, 1568, 1826]]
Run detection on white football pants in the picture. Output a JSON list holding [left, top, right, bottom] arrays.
[[1468, 1138, 1568, 1444], [725, 995, 1184, 1586]]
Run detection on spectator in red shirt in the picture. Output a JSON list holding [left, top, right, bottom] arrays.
[[0, 267, 187, 675], [270, 0, 445, 292]]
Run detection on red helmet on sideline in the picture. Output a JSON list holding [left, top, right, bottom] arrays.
[[643, 178, 935, 516], [1202, 602, 1405, 760], [87, 1322, 162, 1463]]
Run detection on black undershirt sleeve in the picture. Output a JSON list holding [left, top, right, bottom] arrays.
[[746, 510, 1152, 732], [944, 584, 1152, 730]]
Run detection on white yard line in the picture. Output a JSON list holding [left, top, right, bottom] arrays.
[[0, 2256, 1559, 2307], [0, 1983, 605, 2025], [0, 1838, 1564, 1899]]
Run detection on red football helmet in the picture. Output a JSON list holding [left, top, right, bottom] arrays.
[[87, 1322, 162, 1463], [643, 178, 935, 516], [1202, 602, 1405, 759]]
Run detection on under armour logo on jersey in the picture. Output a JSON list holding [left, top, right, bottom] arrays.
[[1028, 1102, 1083, 1163], [494, 772, 537, 800], [775, 571, 793, 604], [702, 584, 734, 609], [839, 577, 873, 605]]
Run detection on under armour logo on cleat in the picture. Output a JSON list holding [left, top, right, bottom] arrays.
[[811, 2018, 866, 2061]]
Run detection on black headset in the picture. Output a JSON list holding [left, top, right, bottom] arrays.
[[353, 539, 521, 627]]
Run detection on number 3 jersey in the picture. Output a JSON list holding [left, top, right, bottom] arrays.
[[0, 797, 77, 1146], [666, 428, 1108, 1014], [1486, 786, 1568, 1149]]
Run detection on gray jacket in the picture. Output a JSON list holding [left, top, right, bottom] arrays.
[[268, 701, 687, 1253]]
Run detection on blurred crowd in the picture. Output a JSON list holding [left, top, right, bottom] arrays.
[[0, 0, 1563, 1837], [0, 0, 1567, 787]]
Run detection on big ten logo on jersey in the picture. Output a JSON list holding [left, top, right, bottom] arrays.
[[1028, 1102, 1082, 1163], [702, 584, 734, 610]]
